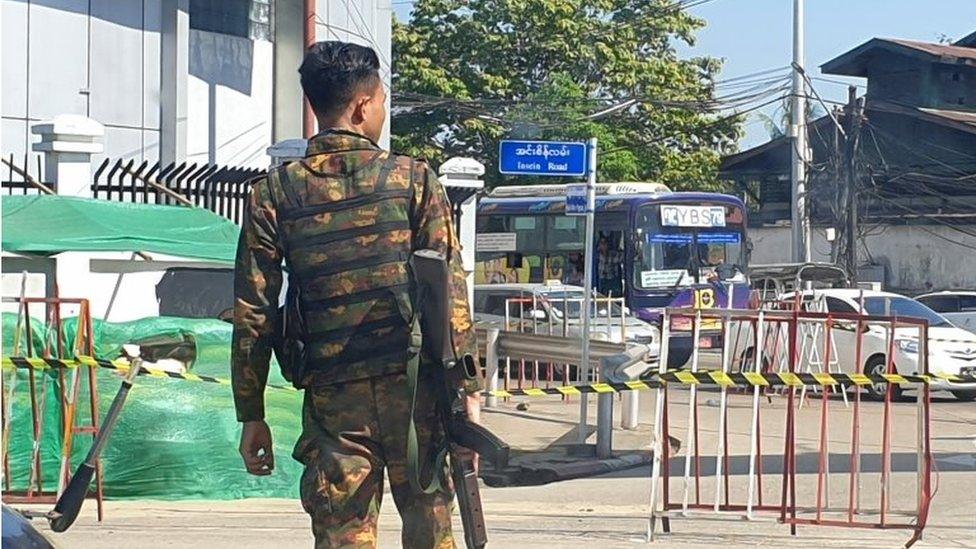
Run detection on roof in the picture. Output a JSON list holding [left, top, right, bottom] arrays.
[[808, 288, 905, 299], [956, 30, 976, 48], [822, 37, 976, 77], [1, 195, 240, 263], [721, 100, 976, 177], [917, 291, 976, 298], [870, 100, 976, 134]]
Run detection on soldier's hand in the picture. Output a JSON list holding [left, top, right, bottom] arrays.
[[240, 420, 275, 476]]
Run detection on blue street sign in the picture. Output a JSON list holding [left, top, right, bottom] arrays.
[[565, 184, 591, 216], [498, 140, 587, 177]]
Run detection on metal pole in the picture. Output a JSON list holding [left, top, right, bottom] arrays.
[[791, 0, 810, 262], [579, 137, 598, 445], [485, 328, 500, 409], [596, 370, 613, 458], [302, 0, 316, 139]]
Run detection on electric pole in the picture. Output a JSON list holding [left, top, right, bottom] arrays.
[[844, 86, 862, 283], [790, 0, 811, 263]]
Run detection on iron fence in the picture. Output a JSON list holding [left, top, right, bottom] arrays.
[[91, 159, 265, 224], [1, 154, 50, 195]]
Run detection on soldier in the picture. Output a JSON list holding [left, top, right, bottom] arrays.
[[231, 41, 481, 548]]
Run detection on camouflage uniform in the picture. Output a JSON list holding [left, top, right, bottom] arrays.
[[232, 130, 480, 548]]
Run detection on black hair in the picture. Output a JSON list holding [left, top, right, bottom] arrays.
[[299, 41, 381, 120]]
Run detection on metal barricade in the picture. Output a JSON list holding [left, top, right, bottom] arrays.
[[648, 306, 933, 547]]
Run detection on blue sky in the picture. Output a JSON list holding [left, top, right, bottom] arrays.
[[392, 1, 976, 148]]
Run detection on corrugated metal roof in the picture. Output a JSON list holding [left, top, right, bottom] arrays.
[[918, 107, 976, 131], [953, 30, 976, 48], [886, 39, 976, 60], [823, 37, 976, 76]]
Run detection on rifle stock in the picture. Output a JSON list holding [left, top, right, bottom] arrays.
[[410, 250, 510, 549]]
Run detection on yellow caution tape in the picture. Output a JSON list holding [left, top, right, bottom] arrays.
[[485, 370, 976, 397], [2, 356, 298, 392]]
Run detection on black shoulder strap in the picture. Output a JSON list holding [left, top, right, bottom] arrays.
[[276, 163, 302, 211], [375, 153, 397, 191], [266, 165, 295, 276]]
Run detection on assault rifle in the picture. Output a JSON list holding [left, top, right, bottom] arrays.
[[410, 249, 510, 549]]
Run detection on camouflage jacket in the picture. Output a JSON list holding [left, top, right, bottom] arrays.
[[232, 130, 479, 422]]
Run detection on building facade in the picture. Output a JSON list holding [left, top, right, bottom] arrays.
[[1, 0, 392, 170]]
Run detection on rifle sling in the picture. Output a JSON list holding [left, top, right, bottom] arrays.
[[406, 316, 448, 496]]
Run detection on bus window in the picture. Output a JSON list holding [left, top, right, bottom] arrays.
[[597, 232, 625, 297], [548, 216, 584, 251], [634, 203, 745, 289]]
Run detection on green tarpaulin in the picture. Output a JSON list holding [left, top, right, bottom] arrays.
[[2, 314, 304, 500], [1, 195, 240, 263]]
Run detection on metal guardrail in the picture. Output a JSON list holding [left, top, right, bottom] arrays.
[[476, 327, 656, 457], [475, 328, 656, 368]]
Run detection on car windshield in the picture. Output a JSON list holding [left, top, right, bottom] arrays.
[[540, 291, 625, 319], [862, 296, 952, 328]]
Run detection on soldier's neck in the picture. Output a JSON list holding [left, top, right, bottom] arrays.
[[317, 117, 366, 138]]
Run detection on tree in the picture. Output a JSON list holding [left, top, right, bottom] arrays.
[[391, 0, 743, 190], [757, 97, 827, 140]]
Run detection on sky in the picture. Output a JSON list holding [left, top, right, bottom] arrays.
[[391, 0, 976, 149]]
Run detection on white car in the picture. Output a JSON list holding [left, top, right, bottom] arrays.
[[473, 283, 659, 346], [770, 289, 976, 401], [916, 291, 976, 335]]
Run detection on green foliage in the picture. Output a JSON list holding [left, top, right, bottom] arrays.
[[392, 0, 742, 190], [757, 96, 827, 140]]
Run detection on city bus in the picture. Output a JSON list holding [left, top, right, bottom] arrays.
[[475, 183, 752, 366]]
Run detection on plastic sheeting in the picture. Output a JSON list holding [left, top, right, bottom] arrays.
[[1, 195, 240, 263], [2, 314, 304, 500]]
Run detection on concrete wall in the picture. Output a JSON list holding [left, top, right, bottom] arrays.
[[186, 29, 274, 167], [2, 0, 394, 168], [2, 0, 162, 165], [750, 225, 976, 293], [1, 251, 231, 321]]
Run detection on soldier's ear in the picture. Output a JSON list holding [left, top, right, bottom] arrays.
[[350, 95, 368, 125]]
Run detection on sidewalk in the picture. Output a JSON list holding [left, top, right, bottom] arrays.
[[17, 391, 976, 548]]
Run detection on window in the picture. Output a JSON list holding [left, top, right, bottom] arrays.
[[958, 295, 976, 312], [916, 295, 958, 313], [825, 296, 857, 314], [863, 297, 952, 328], [190, 0, 273, 41], [477, 294, 516, 317]]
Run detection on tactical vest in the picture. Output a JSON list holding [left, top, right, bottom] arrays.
[[270, 152, 416, 383]]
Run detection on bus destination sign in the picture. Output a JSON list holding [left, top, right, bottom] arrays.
[[661, 205, 726, 228], [498, 140, 587, 177]]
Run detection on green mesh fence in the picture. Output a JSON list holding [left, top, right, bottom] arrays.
[[2, 313, 303, 500]]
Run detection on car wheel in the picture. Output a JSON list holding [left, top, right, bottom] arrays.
[[864, 356, 903, 401], [951, 390, 976, 402], [739, 347, 772, 374], [666, 341, 692, 370]]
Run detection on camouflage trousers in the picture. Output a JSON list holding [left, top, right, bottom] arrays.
[[293, 371, 456, 549]]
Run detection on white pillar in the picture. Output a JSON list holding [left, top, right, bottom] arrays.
[[161, 0, 189, 166], [31, 115, 104, 198], [31, 115, 104, 317], [439, 157, 486, 313], [267, 138, 309, 168], [621, 391, 640, 430], [485, 328, 500, 408]]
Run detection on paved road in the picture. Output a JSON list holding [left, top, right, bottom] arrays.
[[20, 394, 976, 548]]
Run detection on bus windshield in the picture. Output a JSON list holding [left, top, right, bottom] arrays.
[[634, 203, 745, 289]]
